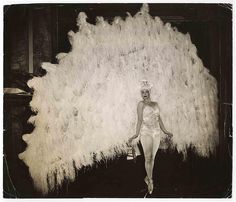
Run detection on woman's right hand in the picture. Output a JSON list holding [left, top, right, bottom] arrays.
[[128, 137, 133, 146]]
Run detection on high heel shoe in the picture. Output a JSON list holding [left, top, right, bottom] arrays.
[[148, 179, 153, 194], [144, 177, 153, 194]]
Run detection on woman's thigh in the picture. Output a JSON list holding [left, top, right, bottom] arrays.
[[152, 134, 160, 157], [140, 134, 153, 159]]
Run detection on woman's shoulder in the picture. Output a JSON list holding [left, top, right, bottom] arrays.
[[138, 101, 145, 106], [137, 101, 145, 112]]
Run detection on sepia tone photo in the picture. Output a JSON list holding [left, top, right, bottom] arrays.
[[3, 3, 232, 198]]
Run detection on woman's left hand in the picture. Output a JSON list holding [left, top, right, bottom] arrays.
[[166, 132, 173, 139]]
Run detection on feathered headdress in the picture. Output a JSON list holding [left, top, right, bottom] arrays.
[[140, 80, 153, 91]]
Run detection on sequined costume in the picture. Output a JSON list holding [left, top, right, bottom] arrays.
[[140, 103, 161, 138]]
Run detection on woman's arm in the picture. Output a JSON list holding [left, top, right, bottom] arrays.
[[159, 115, 173, 137], [128, 101, 144, 143]]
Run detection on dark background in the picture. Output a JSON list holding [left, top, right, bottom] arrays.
[[3, 4, 232, 198]]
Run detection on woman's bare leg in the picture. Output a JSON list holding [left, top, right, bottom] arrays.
[[152, 134, 161, 165], [141, 134, 161, 194], [151, 135, 161, 182], [140, 135, 153, 181]]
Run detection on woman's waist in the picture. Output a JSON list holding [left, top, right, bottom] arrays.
[[142, 120, 159, 127], [141, 123, 160, 131]]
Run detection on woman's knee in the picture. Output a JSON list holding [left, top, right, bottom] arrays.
[[145, 155, 154, 164]]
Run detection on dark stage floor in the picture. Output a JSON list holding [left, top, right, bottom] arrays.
[[3, 148, 232, 198]]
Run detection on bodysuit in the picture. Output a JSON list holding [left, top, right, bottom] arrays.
[[140, 103, 161, 138]]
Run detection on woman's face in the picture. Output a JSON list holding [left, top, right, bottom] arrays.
[[141, 89, 150, 101]]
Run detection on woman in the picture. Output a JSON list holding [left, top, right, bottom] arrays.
[[128, 80, 173, 194]]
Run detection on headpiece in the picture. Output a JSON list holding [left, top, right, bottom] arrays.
[[140, 80, 153, 91]]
